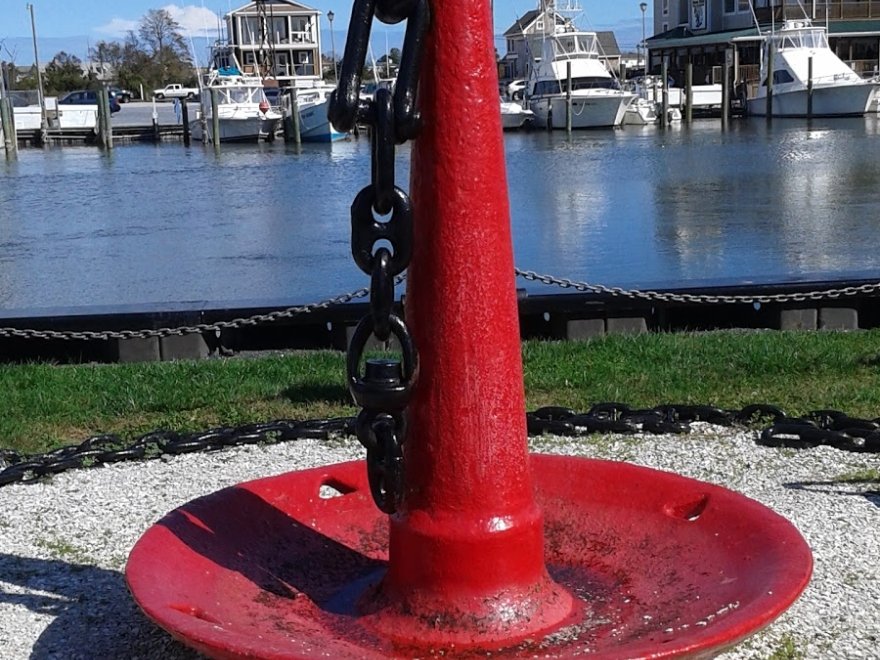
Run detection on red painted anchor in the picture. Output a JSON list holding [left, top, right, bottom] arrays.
[[127, 1, 812, 657]]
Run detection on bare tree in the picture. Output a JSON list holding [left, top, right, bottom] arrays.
[[138, 9, 188, 58]]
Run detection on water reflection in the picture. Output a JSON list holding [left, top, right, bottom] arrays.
[[1, 119, 880, 311]]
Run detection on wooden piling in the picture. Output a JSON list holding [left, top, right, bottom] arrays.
[[565, 60, 572, 134], [722, 59, 731, 126], [210, 88, 221, 150], [685, 61, 693, 124], [0, 95, 17, 159], [766, 47, 775, 119], [182, 101, 191, 146], [807, 56, 814, 119], [661, 58, 670, 128]]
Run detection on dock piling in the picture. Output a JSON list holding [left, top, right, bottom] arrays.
[[767, 47, 775, 119], [685, 61, 693, 124], [661, 57, 670, 128], [0, 94, 17, 159], [565, 60, 572, 133], [210, 88, 220, 150], [807, 56, 814, 119], [181, 101, 191, 146]]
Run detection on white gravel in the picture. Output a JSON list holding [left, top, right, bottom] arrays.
[[0, 426, 877, 659]]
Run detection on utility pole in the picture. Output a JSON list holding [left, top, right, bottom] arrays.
[[27, 3, 47, 144]]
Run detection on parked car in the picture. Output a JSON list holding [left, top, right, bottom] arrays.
[[109, 86, 133, 103], [58, 89, 121, 114], [153, 83, 199, 100]]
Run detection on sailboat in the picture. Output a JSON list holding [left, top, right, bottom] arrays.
[[747, 12, 878, 117], [525, 1, 634, 129]]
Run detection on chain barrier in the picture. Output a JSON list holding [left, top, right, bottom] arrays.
[[2, 403, 877, 489], [0, 283, 408, 342], [3, 270, 880, 343], [516, 269, 880, 305], [329, 0, 429, 514]]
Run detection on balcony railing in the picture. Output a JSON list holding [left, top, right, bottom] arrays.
[[755, 1, 880, 23]]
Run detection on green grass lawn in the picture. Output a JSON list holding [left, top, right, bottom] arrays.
[[2, 330, 880, 454]]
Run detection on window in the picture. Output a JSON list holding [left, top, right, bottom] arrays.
[[662, 0, 669, 16], [772, 69, 794, 84]]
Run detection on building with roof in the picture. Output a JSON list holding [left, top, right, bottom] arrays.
[[646, 1, 880, 89], [500, 5, 623, 81], [225, 0, 323, 87]]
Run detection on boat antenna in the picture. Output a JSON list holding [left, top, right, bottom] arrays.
[[747, 0, 761, 32]]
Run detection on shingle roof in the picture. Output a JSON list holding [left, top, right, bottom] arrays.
[[596, 31, 621, 57], [503, 10, 541, 38]]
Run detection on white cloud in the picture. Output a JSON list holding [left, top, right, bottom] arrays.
[[94, 18, 139, 37], [162, 4, 222, 37], [92, 5, 221, 40]]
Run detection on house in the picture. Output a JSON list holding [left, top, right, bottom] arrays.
[[225, 0, 323, 87], [501, 5, 623, 81], [646, 0, 880, 87]]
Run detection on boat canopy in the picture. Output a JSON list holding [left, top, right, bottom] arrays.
[[771, 27, 829, 51], [552, 32, 599, 59]]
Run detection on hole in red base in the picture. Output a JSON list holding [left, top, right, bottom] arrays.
[[663, 493, 710, 521]]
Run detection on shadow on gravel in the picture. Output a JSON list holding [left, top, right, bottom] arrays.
[[784, 480, 880, 508], [0, 553, 203, 659]]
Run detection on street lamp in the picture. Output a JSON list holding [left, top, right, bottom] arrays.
[[327, 10, 338, 81], [639, 2, 648, 73]]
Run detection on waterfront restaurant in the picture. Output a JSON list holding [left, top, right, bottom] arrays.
[[646, 0, 880, 91]]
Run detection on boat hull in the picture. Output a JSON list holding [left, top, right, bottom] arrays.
[[298, 99, 345, 142], [748, 82, 878, 117], [530, 91, 633, 129], [191, 115, 280, 143]]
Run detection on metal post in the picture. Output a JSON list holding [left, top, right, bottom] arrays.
[[210, 87, 221, 149], [685, 61, 693, 124], [27, 3, 48, 145], [328, 11, 338, 81], [565, 60, 572, 134], [807, 56, 814, 119]]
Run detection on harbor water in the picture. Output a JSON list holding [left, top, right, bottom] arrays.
[[2, 117, 880, 312]]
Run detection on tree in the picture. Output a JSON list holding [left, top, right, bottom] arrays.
[[43, 51, 85, 94], [137, 9, 194, 85]]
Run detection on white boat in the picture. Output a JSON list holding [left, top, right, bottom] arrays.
[[293, 83, 346, 142], [525, 8, 633, 130], [622, 77, 682, 125], [501, 98, 534, 130], [191, 45, 281, 143], [748, 19, 879, 117]]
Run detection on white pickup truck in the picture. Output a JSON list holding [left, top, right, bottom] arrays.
[[153, 84, 199, 100]]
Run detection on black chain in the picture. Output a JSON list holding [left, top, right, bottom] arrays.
[[2, 404, 878, 489], [329, 0, 429, 514]]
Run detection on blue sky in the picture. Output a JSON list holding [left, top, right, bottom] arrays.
[[0, 2, 651, 61]]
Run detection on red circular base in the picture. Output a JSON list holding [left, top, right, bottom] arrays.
[[126, 455, 812, 659]]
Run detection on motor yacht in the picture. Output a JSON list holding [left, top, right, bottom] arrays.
[[526, 13, 633, 129], [748, 19, 879, 117], [191, 44, 281, 143]]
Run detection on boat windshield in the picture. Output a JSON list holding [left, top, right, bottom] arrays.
[[773, 28, 828, 51], [533, 77, 618, 95], [553, 33, 598, 58], [221, 87, 260, 104]]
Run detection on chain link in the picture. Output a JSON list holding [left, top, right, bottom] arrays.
[[330, 0, 428, 514], [3, 270, 877, 344], [2, 403, 877, 488], [0, 282, 412, 343], [516, 269, 880, 305]]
